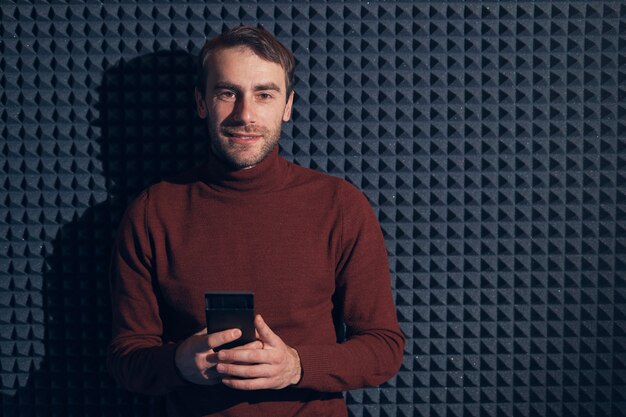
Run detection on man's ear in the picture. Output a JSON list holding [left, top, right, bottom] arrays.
[[282, 90, 295, 122], [195, 88, 207, 119]]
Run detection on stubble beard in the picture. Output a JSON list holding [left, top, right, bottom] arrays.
[[208, 122, 282, 170]]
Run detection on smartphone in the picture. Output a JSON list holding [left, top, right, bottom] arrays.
[[205, 292, 255, 351]]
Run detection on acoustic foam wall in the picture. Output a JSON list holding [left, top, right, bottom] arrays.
[[1, 1, 625, 416]]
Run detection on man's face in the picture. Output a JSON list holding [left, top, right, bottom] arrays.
[[195, 47, 294, 170]]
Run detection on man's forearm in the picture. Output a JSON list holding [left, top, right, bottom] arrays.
[[108, 339, 187, 395], [294, 328, 405, 392]]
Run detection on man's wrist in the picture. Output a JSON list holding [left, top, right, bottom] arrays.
[[173, 342, 190, 382], [290, 347, 303, 385]]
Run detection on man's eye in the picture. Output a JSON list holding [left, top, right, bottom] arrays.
[[257, 93, 272, 100], [217, 91, 236, 100]]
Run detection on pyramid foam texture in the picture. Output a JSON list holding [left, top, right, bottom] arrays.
[[1, 2, 625, 416]]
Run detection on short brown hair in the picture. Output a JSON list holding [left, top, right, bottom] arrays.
[[196, 25, 296, 99]]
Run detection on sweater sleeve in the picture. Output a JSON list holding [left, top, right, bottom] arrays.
[[107, 190, 187, 395], [295, 181, 405, 392]]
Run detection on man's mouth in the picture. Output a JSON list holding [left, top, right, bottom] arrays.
[[226, 132, 261, 138], [223, 129, 264, 143]]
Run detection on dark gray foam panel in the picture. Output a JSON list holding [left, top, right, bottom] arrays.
[[1, 2, 625, 417]]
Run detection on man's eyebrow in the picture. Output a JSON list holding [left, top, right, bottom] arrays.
[[212, 82, 282, 92], [213, 82, 240, 91], [254, 83, 281, 92]]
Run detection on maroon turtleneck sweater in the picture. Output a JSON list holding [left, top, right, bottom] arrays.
[[108, 147, 405, 417]]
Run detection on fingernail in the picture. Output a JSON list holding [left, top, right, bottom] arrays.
[[233, 329, 241, 338]]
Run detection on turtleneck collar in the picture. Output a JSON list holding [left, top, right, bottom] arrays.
[[199, 145, 288, 194]]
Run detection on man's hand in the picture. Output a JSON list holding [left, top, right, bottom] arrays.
[[175, 328, 261, 385], [216, 314, 302, 390]]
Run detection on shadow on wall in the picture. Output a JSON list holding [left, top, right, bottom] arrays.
[[1, 50, 207, 416]]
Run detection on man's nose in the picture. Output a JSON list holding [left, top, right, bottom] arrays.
[[232, 95, 256, 124]]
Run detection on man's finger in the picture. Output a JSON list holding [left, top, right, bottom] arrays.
[[254, 314, 280, 346], [233, 340, 263, 350], [217, 347, 271, 364], [221, 377, 272, 391], [216, 362, 272, 379], [208, 328, 242, 350], [214, 340, 262, 364]]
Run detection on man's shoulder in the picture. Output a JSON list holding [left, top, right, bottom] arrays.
[[127, 167, 201, 208], [282, 160, 376, 220], [284, 159, 357, 193]]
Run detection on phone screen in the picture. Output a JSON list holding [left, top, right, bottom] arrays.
[[205, 292, 255, 351]]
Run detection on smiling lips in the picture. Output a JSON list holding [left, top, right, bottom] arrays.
[[223, 128, 264, 144]]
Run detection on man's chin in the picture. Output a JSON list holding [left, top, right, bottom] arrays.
[[210, 135, 279, 170], [220, 151, 267, 170]]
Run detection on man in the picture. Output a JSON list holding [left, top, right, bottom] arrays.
[[108, 25, 404, 417]]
